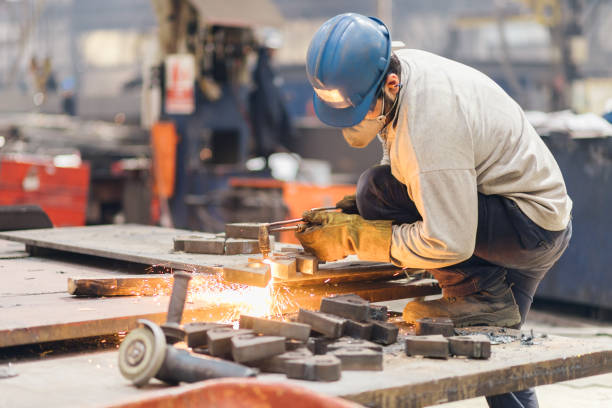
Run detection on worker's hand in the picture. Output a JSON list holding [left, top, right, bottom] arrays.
[[335, 194, 359, 214], [296, 211, 392, 262]]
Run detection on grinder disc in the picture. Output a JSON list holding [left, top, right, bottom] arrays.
[[118, 319, 166, 387]]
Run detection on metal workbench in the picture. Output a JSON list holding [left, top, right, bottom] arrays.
[[1, 230, 611, 408]]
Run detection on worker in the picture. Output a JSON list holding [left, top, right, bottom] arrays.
[[249, 28, 293, 162], [296, 14, 572, 408]]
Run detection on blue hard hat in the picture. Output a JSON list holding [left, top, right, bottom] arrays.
[[306, 13, 391, 127]]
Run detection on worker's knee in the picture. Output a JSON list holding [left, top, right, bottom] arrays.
[[355, 165, 421, 222], [356, 165, 393, 219], [356, 165, 393, 200]]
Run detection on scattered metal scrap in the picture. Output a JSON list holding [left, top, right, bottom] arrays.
[[179, 220, 316, 286], [118, 272, 258, 387], [521, 329, 546, 346], [117, 275, 406, 385], [455, 326, 521, 345], [118, 319, 256, 387]]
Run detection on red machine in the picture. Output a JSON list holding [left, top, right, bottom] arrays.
[[0, 156, 90, 226]]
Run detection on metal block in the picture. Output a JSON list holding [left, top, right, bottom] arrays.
[[239, 314, 255, 330], [320, 294, 370, 322], [206, 328, 254, 358], [306, 336, 332, 355], [268, 256, 297, 279], [370, 320, 399, 345], [225, 223, 263, 240], [327, 337, 382, 353], [231, 334, 286, 363], [415, 317, 455, 337], [330, 347, 383, 371], [343, 319, 374, 339], [297, 309, 346, 339], [249, 348, 313, 373], [183, 322, 232, 348], [369, 304, 388, 321], [173, 235, 210, 252], [448, 335, 491, 359], [295, 254, 318, 275], [285, 355, 342, 382], [173, 236, 187, 251], [242, 315, 311, 341], [405, 335, 450, 359], [222, 262, 271, 288], [225, 238, 260, 255], [183, 237, 226, 254]]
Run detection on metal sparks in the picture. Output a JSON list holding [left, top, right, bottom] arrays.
[[186, 274, 299, 323]]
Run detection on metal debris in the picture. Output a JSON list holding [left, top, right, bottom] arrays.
[[520, 329, 542, 346], [454, 326, 521, 345]]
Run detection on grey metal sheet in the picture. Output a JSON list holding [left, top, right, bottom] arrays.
[[0, 224, 250, 274]]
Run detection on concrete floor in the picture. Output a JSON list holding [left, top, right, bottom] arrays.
[[435, 309, 612, 407]]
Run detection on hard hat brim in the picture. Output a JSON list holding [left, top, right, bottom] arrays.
[[312, 81, 380, 128]]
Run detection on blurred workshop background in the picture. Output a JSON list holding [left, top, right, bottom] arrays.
[[0, 0, 611, 315]]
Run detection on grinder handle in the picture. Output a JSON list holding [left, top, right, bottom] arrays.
[[155, 346, 257, 384]]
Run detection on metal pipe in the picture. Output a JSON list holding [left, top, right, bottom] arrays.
[[269, 225, 301, 232], [155, 346, 257, 385], [308, 206, 338, 212], [267, 217, 303, 227]]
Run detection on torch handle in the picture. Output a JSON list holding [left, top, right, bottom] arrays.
[[156, 346, 257, 384]]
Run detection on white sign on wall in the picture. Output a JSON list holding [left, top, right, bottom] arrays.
[[165, 54, 195, 115]]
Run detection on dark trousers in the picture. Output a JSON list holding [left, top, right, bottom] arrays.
[[356, 165, 572, 408]]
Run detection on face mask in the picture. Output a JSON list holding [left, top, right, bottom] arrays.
[[342, 86, 400, 148], [342, 114, 386, 148]]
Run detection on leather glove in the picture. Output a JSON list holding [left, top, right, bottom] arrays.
[[296, 211, 392, 262], [335, 194, 359, 214]]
